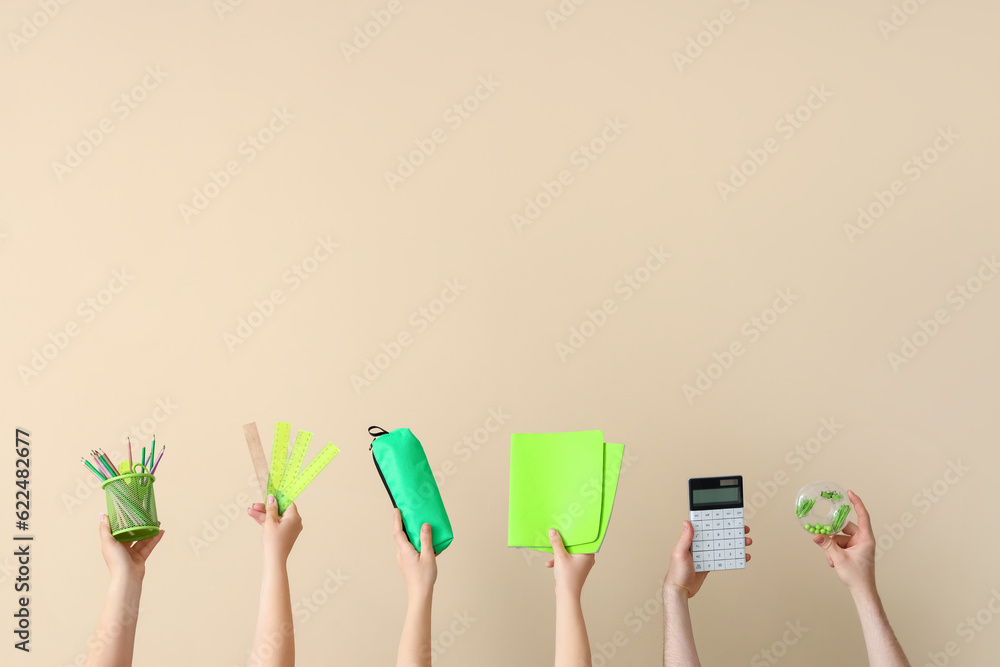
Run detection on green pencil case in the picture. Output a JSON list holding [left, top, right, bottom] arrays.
[[369, 426, 453, 554]]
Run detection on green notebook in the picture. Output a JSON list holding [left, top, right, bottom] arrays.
[[507, 430, 624, 554]]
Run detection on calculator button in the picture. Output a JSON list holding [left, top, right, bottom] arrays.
[[715, 550, 727, 561], [725, 560, 737, 570], [723, 508, 734, 518], [694, 562, 705, 572], [714, 560, 726, 571], [736, 548, 745, 560], [691, 541, 703, 552], [710, 530, 721, 540], [692, 551, 704, 562], [724, 540, 735, 549], [734, 508, 743, 518], [725, 550, 736, 560], [713, 520, 724, 530], [690, 510, 702, 521], [723, 529, 735, 539], [712, 510, 724, 519], [701, 541, 713, 551], [736, 558, 745, 569], [724, 519, 735, 529]]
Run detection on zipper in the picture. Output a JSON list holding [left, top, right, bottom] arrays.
[[369, 426, 397, 509]]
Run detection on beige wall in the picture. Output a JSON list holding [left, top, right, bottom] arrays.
[[2, 1, 998, 665]]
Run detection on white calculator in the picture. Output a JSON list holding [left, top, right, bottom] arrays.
[[689, 475, 745, 572]]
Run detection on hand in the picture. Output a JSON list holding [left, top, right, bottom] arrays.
[[813, 490, 876, 596], [97, 513, 164, 582], [393, 509, 437, 597], [545, 529, 595, 599], [664, 520, 752, 598], [247, 495, 303, 565]]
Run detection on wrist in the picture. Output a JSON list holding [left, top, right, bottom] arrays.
[[850, 581, 880, 607], [555, 584, 583, 603], [407, 587, 433, 608], [663, 581, 690, 603], [110, 569, 144, 587]]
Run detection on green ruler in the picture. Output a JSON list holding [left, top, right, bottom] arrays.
[[266, 421, 340, 514]]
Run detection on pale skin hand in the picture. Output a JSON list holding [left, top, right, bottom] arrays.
[[546, 529, 595, 667], [813, 490, 910, 667], [394, 509, 437, 667], [84, 514, 164, 667], [663, 521, 752, 667], [246, 496, 303, 667]]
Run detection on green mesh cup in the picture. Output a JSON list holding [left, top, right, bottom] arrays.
[[101, 473, 159, 542]]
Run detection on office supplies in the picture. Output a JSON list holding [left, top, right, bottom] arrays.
[[243, 422, 269, 498], [689, 475, 745, 572], [264, 421, 340, 514], [369, 426, 453, 554], [150, 447, 165, 475], [795, 481, 852, 535]]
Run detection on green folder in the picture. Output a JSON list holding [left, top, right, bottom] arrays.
[[507, 430, 624, 554]]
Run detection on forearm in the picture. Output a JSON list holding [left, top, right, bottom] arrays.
[[251, 560, 295, 667], [663, 585, 700, 667], [85, 574, 143, 667], [852, 587, 910, 667], [554, 589, 591, 667], [397, 590, 433, 667]]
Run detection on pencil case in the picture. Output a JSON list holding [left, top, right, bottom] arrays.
[[101, 473, 159, 542], [369, 426, 453, 554]]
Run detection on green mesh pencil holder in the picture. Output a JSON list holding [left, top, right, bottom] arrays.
[[101, 473, 159, 542]]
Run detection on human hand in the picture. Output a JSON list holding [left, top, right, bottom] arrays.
[[97, 513, 164, 582], [664, 520, 752, 599], [393, 508, 437, 598], [247, 495, 303, 565], [812, 490, 876, 597], [544, 529, 595, 599]]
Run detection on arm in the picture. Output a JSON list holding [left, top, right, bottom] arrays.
[[247, 496, 303, 667], [393, 509, 437, 667], [663, 521, 752, 667], [85, 514, 164, 667], [545, 529, 595, 667], [813, 491, 910, 667]]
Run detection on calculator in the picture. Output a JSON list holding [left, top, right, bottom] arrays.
[[688, 475, 745, 572]]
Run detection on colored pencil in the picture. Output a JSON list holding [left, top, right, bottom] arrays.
[[97, 450, 118, 477], [82, 458, 107, 481], [128, 437, 134, 473], [142, 447, 146, 471], [93, 452, 115, 478], [150, 446, 165, 474], [149, 436, 155, 470]]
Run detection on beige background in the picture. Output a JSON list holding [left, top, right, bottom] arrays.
[[2, 1, 998, 665]]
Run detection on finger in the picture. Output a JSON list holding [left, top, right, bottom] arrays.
[[813, 534, 844, 560], [832, 534, 852, 549], [674, 521, 694, 554], [132, 529, 165, 560], [744, 525, 751, 534], [544, 560, 555, 568], [419, 523, 435, 557], [265, 494, 279, 523], [847, 490, 872, 538], [745, 553, 751, 562], [247, 506, 266, 525], [392, 509, 415, 553], [97, 513, 117, 547], [548, 529, 568, 560], [745, 537, 753, 547], [840, 521, 859, 536], [283, 502, 301, 523]]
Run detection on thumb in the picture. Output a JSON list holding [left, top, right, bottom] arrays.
[[548, 528, 568, 559], [813, 534, 844, 562], [675, 520, 694, 553], [419, 523, 434, 556], [265, 494, 280, 522], [97, 513, 116, 546]]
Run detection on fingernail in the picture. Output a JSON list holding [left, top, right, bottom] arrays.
[[98, 513, 106, 523], [267, 494, 275, 506], [549, 528, 557, 537]]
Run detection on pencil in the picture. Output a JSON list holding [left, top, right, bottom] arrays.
[[149, 436, 155, 470], [150, 446, 165, 474], [128, 437, 134, 473], [142, 447, 146, 471], [82, 458, 107, 481], [92, 452, 114, 478], [94, 450, 117, 478], [99, 450, 118, 477]]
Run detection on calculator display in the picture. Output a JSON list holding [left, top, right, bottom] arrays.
[[692, 487, 740, 505]]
